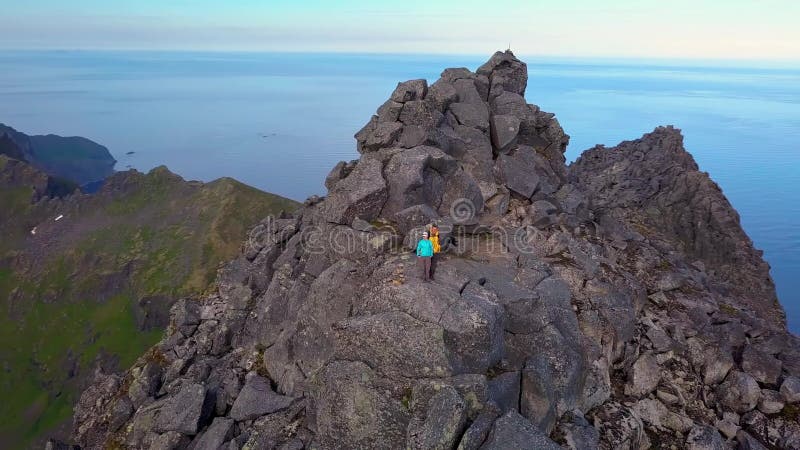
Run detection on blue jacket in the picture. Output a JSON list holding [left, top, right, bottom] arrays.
[[416, 239, 434, 257]]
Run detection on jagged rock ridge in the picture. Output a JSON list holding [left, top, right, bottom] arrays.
[[570, 130, 782, 326], [71, 52, 800, 450]]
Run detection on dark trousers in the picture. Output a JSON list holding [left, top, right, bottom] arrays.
[[418, 256, 431, 280]]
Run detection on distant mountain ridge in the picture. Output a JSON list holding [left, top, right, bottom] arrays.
[[0, 123, 116, 187], [0, 155, 299, 449]]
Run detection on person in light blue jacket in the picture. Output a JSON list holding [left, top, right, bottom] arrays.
[[416, 231, 434, 281]]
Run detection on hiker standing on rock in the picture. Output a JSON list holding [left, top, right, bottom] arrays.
[[416, 231, 434, 281], [429, 223, 441, 279]]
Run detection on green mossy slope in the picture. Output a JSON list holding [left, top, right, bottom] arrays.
[[0, 162, 298, 448]]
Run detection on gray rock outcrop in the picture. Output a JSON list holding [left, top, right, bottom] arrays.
[[69, 51, 797, 450]]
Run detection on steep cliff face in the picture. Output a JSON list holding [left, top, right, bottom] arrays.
[[71, 52, 799, 450], [0, 133, 28, 161], [0, 123, 117, 186]]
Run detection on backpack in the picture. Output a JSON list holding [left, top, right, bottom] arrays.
[[430, 227, 441, 253]]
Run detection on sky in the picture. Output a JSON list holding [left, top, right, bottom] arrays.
[[0, 0, 798, 61]]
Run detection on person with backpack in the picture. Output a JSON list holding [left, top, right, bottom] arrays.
[[429, 223, 441, 279], [416, 231, 434, 281], [429, 223, 441, 253]]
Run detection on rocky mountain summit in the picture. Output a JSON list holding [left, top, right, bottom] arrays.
[[71, 51, 800, 449]]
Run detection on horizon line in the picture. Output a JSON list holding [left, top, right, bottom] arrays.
[[2, 47, 800, 69]]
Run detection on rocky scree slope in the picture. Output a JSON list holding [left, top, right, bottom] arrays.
[[72, 51, 800, 450]]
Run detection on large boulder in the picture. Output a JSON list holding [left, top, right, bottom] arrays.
[[632, 398, 693, 433], [333, 311, 454, 378], [322, 157, 388, 224], [447, 124, 493, 163], [486, 371, 519, 414], [192, 417, 234, 450], [357, 120, 404, 152], [428, 80, 459, 112], [380, 146, 455, 216], [440, 292, 506, 373], [685, 425, 726, 450], [406, 386, 467, 450], [311, 361, 409, 449], [376, 145, 484, 220], [781, 376, 800, 403], [457, 407, 501, 450], [153, 383, 212, 435], [441, 67, 490, 101], [491, 91, 530, 120], [736, 430, 769, 450], [476, 50, 528, 97], [229, 373, 294, 421], [453, 78, 484, 105], [741, 345, 782, 385], [377, 99, 404, 122], [479, 411, 560, 450], [717, 371, 761, 413], [391, 79, 428, 103], [394, 204, 440, 234], [399, 100, 441, 127], [490, 114, 521, 151], [702, 346, 734, 386], [625, 353, 660, 397], [495, 147, 541, 198], [505, 279, 587, 433], [450, 102, 489, 131], [757, 389, 785, 414]]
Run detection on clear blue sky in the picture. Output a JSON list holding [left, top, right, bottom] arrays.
[[1, 0, 798, 60]]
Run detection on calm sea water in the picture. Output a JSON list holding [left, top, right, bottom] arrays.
[[0, 51, 798, 332]]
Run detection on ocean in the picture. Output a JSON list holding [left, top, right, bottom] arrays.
[[0, 50, 798, 332]]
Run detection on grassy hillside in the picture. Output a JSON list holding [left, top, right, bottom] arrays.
[[0, 161, 299, 449]]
